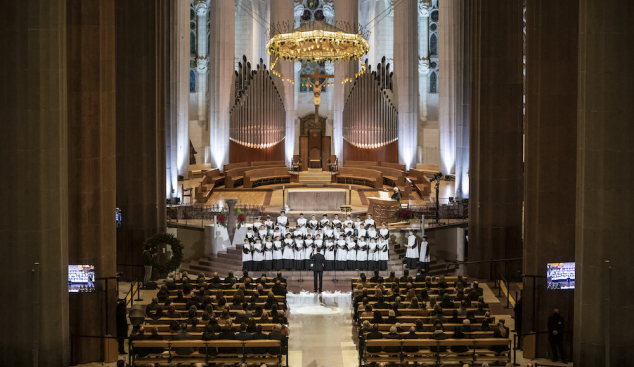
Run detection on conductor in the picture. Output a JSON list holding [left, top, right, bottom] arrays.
[[311, 251, 326, 293]]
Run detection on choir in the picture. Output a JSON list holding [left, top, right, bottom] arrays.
[[242, 213, 390, 272]]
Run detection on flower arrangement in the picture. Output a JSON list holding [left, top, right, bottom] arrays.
[[393, 208, 416, 224], [217, 209, 226, 227], [237, 209, 246, 229]]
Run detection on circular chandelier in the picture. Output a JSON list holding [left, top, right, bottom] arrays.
[[266, 21, 370, 63]]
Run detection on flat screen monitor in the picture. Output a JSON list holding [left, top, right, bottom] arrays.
[[68, 265, 96, 293], [547, 262, 575, 290]]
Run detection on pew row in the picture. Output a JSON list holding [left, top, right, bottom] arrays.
[[243, 167, 291, 188], [333, 167, 383, 189]]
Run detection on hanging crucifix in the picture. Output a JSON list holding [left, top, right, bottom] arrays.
[[300, 67, 334, 125]]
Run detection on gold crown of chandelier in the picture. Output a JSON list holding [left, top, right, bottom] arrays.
[[266, 21, 370, 63]]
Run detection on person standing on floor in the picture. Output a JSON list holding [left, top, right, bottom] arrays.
[[143, 248, 155, 286], [304, 233, 314, 270], [335, 234, 348, 271], [405, 230, 419, 269], [548, 308, 567, 363], [294, 234, 305, 271], [282, 233, 294, 270], [347, 235, 357, 270], [311, 250, 325, 293], [242, 238, 253, 271], [356, 236, 368, 270], [252, 238, 264, 272], [419, 235, 430, 273], [378, 236, 389, 271], [272, 235, 283, 271], [263, 236, 273, 271], [324, 236, 335, 270]]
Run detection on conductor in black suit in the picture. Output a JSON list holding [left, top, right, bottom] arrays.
[[311, 252, 325, 293]]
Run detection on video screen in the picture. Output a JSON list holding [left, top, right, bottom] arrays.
[[116, 207, 122, 228], [69, 265, 96, 293], [547, 262, 575, 290]]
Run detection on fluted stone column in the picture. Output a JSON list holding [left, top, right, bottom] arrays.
[[439, 0, 470, 199], [115, 0, 169, 280], [522, 0, 578, 357], [209, 0, 235, 168], [270, 0, 295, 166], [167, 0, 190, 199], [195, 0, 210, 123], [574, 0, 634, 365], [67, 0, 117, 363], [467, 0, 523, 279], [0, 1, 70, 365], [418, 1, 430, 121], [334, 0, 359, 162], [394, 0, 419, 170]]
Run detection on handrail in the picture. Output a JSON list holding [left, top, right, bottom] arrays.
[[124, 278, 142, 307]]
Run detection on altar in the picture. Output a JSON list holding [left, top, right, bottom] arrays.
[[286, 188, 347, 211]]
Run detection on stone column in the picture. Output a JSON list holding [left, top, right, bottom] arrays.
[[574, 0, 634, 365], [394, 0, 419, 170], [167, 0, 190, 199], [0, 1, 70, 366], [67, 0, 117, 363], [209, 0, 235, 168], [418, 0, 430, 121], [467, 0, 523, 279], [195, 0, 210, 123], [115, 0, 169, 280], [522, 0, 578, 357], [270, 0, 295, 166], [334, 0, 359, 162]]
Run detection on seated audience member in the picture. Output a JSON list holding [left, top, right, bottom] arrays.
[[386, 271, 396, 283], [251, 324, 269, 354], [173, 324, 194, 355], [354, 283, 364, 298], [403, 326, 420, 353], [461, 319, 472, 333], [166, 277, 178, 290], [200, 324, 217, 355], [276, 271, 287, 284], [239, 270, 251, 283], [174, 290, 185, 304], [268, 324, 286, 355], [235, 323, 253, 354], [209, 272, 222, 288], [384, 326, 401, 353], [166, 305, 179, 318], [131, 327, 149, 357], [440, 293, 455, 309], [374, 296, 389, 310], [449, 309, 462, 324], [451, 327, 470, 353], [169, 320, 180, 333], [491, 321, 510, 354], [361, 305, 374, 319], [386, 309, 398, 324], [457, 300, 469, 316], [370, 269, 383, 283], [372, 310, 384, 324], [218, 324, 237, 353], [392, 301, 403, 317], [468, 287, 481, 301], [156, 286, 169, 303], [234, 309, 250, 325], [414, 319, 425, 332], [225, 271, 237, 286], [359, 320, 372, 337], [365, 324, 383, 353], [481, 319, 491, 331], [455, 275, 468, 288], [219, 309, 232, 326], [147, 327, 164, 354], [429, 323, 449, 352], [399, 269, 410, 283], [272, 280, 286, 296]]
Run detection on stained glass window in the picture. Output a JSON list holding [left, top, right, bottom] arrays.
[[430, 72, 437, 93], [430, 34, 438, 56]]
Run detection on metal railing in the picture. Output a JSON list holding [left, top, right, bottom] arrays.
[[167, 203, 265, 229], [123, 278, 143, 307]]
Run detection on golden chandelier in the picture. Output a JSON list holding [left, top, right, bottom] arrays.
[[266, 21, 370, 63]]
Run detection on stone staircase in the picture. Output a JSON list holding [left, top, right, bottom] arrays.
[[182, 243, 454, 282], [298, 169, 332, 185]]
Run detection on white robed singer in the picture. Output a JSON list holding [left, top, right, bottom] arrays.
[[405, 231, 419, 269], [419, 236, 430, 273]]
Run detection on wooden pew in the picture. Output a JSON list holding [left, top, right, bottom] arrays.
[[243, 167, 291, 188], [414, 163, 441, 174], [225, 164, 286, 188], [334, 167, 383, 188], [343, 161, 377, 167], [223, 162, 249, 172], [251, 160, 286, 167], [409, 168, 432, 197], [188, 163, 213, 179], [380, 161, 407, 171], [195, 169, 224, 203]]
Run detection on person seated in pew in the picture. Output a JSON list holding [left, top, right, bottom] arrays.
[[403, 326, 420, 353], [455, 289, 465, 302], [466, 310, 476, 324], [209, 272, 222, 288], [354, 283, 365, 299], [490, 321, 510, 355], [384, 326, 401, 353], [477, 296, 489, 308], [374, 295, 389, 310], [219, 309, 232, 327], [481, 319, 491, 332], [399, 269, 410, 284], [272, 280, 286, 296], [364, 324, 383, 354], [165, 304, 179, 318], [265, 292, 279, 310], [359, 320, 373, 338], [448, 309, 462, 324], [429, 323, 449, 352], [405, 284, 417, 301], [414, 319, 425, 332], [476, 302, 487, 315], [455, 275, 468, 288], [457, 300, 469, 317], [437, 275, 448, 289], [440, 293, 455, 309], [268, 324, 286, 355], [236, 323, 253, 354], [234, 309, 250, 325], [199, 324, 217, 356], [259, 311, 270, 323], [173, 323, 195, 356], [392, 301, 403, 317], [145, 297, 161, 316], [386, 309, 399, 324], [218, 323, 237, 353], [431, 306, 447, 324], [246, 318, 257, 333], [131, 327, 150, 358], [361, 305, 374, 319], [251, 324, 269, 354], [371, 310, 384, 324], [185, 306, 199, 325], [147, 327, 165, 354], [451, 326, 471, 354], [225, 271, 237, 286], [168, 320, 181, 333], [156, 285, 170, 303], [239, 270, 251, 283], [369, 269, 382, 283], [461, 319, 472, 333], [471, 280, 483, 296]]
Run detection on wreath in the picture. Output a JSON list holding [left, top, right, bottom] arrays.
[[143, 233, 184, 274]]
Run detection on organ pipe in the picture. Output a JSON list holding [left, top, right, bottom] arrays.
[[342, 58, 398, 149], [230, 56, 286, 148]]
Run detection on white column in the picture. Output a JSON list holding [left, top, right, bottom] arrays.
[[209, 0, 235, 168], [394, 0, 419, 170], [195, 0, 210, 123], [271, 0, 295, 166], [418, 1, 430, 121], [334, 0, 359, 163], [438, 0, 468, 197], [168, 0, 191, 199]]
